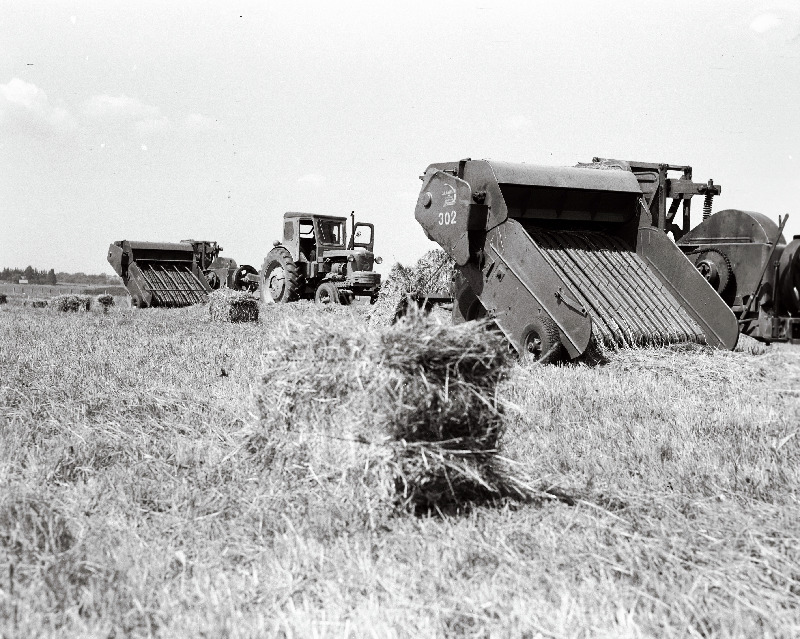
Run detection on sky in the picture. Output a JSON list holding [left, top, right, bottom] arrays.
[[1, 0, 799, 275]]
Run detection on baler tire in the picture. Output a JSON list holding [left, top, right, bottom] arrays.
[[205, 271, 221, 290], [520, 317, 563, 365], [315, 282, 342, 305], [261, 248, 303, 303], [234, 264, 259, 292]]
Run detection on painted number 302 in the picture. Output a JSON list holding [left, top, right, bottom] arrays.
[[438, 210, 457, 225]]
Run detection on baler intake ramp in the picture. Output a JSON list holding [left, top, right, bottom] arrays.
[[108, 240, 211, 308], [415, 159, 738, 360]]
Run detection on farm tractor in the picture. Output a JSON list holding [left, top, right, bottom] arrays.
[[260, 212, 382, 305]]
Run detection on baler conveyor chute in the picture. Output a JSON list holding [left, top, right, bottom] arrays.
[[107, 240, 211, 308], [415, 159, 738, 361]]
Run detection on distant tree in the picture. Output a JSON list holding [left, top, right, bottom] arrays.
[[23, 265, 34, 281], [47, 269, 57, 285]]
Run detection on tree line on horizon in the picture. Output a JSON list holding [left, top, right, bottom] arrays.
[[0, 266, 122, 286]]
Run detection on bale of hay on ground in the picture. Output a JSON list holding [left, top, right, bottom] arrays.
[[369, 249, 455, 327], [24, 299, 49, 308], [248, 312, 528, 523], [51, 294, 92, 312], [95, 293, 115, 313], [208, 289, 259, 323], [0, 293, 7, 305]]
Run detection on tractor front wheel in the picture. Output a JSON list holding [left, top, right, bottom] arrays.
[[261, 247, 303, 303], [315, 282, 342, 305]]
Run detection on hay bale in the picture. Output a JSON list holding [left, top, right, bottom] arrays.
[[370, 249, 455, 327], [208, 289, 259, 323], [51, 295, 92, 312], [95, 293, 115, 313], [24, 299, 48, 308], [0, 294, 7, 305], [249, 312, 528, 521]]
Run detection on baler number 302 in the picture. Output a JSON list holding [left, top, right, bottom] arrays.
[[438, 211, 457, 225]]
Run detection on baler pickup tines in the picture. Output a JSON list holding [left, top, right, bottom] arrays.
[[107, 240, 211, 308], [532, 229, 705, 348]]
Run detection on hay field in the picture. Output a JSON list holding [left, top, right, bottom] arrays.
[[0, 301, 798, 637]]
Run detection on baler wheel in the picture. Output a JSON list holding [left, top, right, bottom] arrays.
[[205, 270, 221, 290], [233, 264, 259, 292], [521, 317, 563, 364], [261, 247, 303, 303]]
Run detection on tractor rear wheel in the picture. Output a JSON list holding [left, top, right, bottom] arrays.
[[520, 317, 563, 364], [261, 247, 303, 303], [315, 282, 342, 305]]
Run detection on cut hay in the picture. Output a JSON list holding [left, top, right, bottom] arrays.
[[95, 293, 115, 313], [208, 289, 260, 323], [51, 294, 92, 312], [249, 311, 531, 520], [369, 249, 455, 327]]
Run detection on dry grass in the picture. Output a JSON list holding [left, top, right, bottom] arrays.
[[50, 294, 92, 312], [0, 301, 798, 637], [370, 249, 455, 327]]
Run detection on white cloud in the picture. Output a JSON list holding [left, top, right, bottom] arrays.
[[297, 173, 326, 188], [750, 13, 783, 34], [0, 77, 76, 136]]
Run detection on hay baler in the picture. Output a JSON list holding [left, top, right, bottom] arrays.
[[107, 240, 211, 308], [107, 239, 258, 308], [414, 158, 739, 361]]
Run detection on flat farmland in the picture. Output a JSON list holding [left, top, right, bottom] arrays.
[[0, 302, 798, 638]]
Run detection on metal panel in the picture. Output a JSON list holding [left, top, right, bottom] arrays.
[[487, 161, 642, 193]]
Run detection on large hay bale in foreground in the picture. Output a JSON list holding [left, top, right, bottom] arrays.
[[0, 294, 7, 305], [370, 249, 455, 327], [249, 312, 527, 521], [209, 289, 259, 323], [51, 295, 92, 312]]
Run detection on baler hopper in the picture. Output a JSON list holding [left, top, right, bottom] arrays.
[[415, 159, 739, 361], [107, 240, 210, 308]]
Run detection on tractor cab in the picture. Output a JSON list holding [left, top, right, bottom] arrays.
[[283, 213, 374, 262]]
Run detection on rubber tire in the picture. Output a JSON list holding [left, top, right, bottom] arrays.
[[520, 317, 563, 364], [315, 282, 342, 305], [204, 271, 221, 290], [234, 264, 259, 292], [261, 247, 303, 303]]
